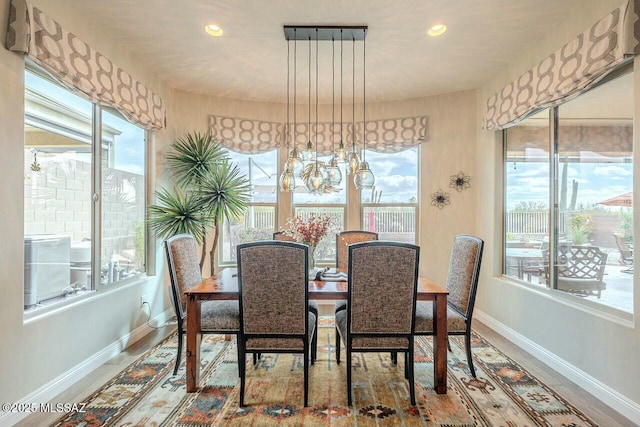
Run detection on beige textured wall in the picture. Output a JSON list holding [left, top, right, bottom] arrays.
[[475, 0, 640, 413]]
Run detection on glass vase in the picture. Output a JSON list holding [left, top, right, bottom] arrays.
[[307, 244, 317, 269]]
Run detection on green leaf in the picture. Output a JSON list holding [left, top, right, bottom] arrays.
[[147, 188, 211, 243], [197, 161, 251, 224], [166, 132, 228, 188]]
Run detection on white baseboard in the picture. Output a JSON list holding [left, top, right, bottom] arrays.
[[0, 309, 174, 427], [474, 309, 640, 425]]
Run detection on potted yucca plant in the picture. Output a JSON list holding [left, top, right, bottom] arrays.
[[148, 132, 250, 274]]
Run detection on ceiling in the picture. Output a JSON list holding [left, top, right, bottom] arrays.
[[66, 0, 584, 104]]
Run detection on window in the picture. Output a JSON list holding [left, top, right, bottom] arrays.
[[293, 154, 347, 264], [361, 147, 418, 244], [24, 68, 147, 311], [219, 150, 278, 264], [504, 69, 633, 313]]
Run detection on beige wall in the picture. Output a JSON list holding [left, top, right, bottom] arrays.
[[0, 0, 175, 408], [475, 0, 640, 416]]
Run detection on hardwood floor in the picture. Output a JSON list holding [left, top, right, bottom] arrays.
[[17, 319, 634, 427]]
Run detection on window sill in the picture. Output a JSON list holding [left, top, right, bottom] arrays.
[[497, 275, 634, 327], [23, 274, 152, 324]]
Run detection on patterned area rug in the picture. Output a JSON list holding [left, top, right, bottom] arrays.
[[52, 318, 596, 426]]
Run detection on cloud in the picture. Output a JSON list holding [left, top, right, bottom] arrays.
[[592, 165, 633, 177]]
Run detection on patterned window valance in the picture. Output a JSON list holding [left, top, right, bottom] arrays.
[[483, 0, 640, 131], [6, 0, 166, 131], [209, 116, 283, 154], [210, 115, 427, 155]]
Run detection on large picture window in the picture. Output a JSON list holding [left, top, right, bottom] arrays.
[[361, 147, 419, 244], [219, 150, 278, 264], [24, 68, 147, 311], [504, 69, 633, 313]]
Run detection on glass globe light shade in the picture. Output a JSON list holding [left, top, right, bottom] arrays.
[[354, 161, 375, 189], [336, 141, 347, 162], [279, 166, 296, 192], [325, 156, 342, 186], [305, 163, 326, 194], [303, 140, 316, 162], [346, 151, 360, 176], [287, 154, 304, 178]]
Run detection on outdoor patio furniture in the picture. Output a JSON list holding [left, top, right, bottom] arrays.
[[545, 246, 608, 299], [612, 233, 633, 273]]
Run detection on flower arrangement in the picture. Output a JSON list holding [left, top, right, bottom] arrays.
[[284, 213, 333, 246]]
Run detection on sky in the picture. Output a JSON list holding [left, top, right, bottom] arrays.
[[506, 160, 633, 211]]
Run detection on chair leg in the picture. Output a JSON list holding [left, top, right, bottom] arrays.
[[391, 351, 397, 365], [465, 331, 476, 378], [174, 331, 183, 376], [404, 352, 409, 379], [239, 341, 246, 407], [447, 337, 452, 352], [236, 335, 242, 378], [346, 344, 353, 406], [253, 353, 258, 365], [408, 339, 416, 405], [312, 317, 318, 364], [335, 327, 341, 364], [304, 341, 309, 407]]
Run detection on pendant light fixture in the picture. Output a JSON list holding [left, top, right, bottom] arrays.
[[326, 36, 342, 186], [286, 30, 303, 179], [346, 35, 360, 176], [279, 38, 296, 192], [354, 33, 375, 189], [282, 26, 367, 194]]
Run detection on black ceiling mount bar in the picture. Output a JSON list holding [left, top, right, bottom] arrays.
[[284, 26, 367, 41]]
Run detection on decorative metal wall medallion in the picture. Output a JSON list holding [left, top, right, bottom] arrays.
[[450, 171, 471, 192], [430, 189, 451, 209]]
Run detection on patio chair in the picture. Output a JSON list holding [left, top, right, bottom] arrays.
[[613, 233, 633, 273], [335, 241, 420, 406], [236, 241, 316, 407], [414, 234, 484, 378], [164, 234, 241, 376], [551, 245, 608, 298]]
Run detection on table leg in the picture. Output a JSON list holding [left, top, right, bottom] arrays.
[[186, 294, 201, 393], [433, 294, 448, 394]]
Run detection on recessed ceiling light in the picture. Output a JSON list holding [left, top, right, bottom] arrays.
[[205, 24, 223, 37], [427, 23, 447, 37]]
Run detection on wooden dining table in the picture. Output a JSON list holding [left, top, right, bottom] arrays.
[[184, 267, 450, 394]]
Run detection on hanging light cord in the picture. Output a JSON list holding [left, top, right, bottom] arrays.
[[340, 31, 343, 147], [352, 36, 356, 153], [315, 28, 319, 164], [362, 35, 366, 163], [308, 35, 311, 147], [286, 39, 290, 151], [331, 37, 335, 154], [293, 30, 297, 151]]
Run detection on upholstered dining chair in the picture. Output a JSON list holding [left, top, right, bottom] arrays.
[[273, 231, 318, 362], [164, 234, 241, 376], [236, 241, 317, 407], [333, 230, 378, 314], [335, 241, 420, 406], [414, 234, 484, 378]]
